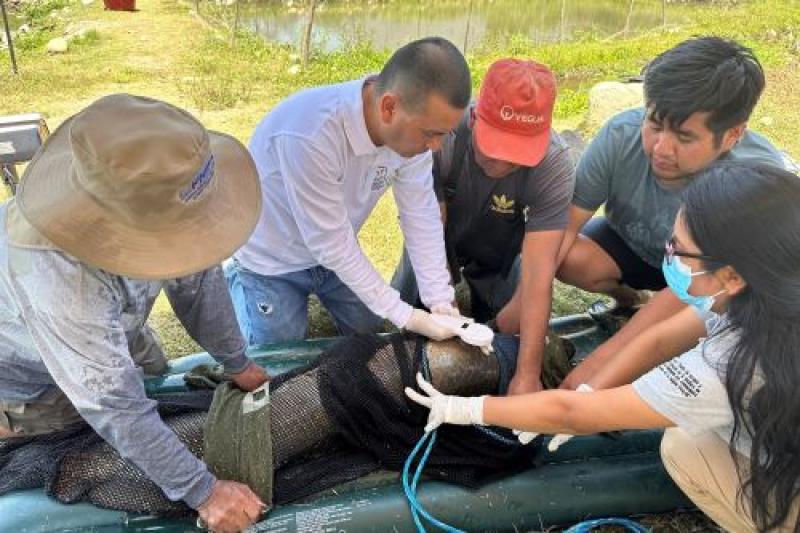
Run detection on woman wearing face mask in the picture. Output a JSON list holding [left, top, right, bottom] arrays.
[[406, 162, 800, 532]]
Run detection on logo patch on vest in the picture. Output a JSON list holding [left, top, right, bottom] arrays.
[[490, 194, 515, 215], [370, 166, 398, 192], [179, 155, 215, 203]]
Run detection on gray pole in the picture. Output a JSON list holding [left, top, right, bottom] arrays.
[[416, 0, 421, 38], [1, 0, 18, 75], [463, 0, 474, 55], [301, 0, 317, 68], [231, 0, 240, 46], [624, 0, 634, 35]]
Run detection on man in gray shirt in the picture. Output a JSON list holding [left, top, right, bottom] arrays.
[[0, 94, 269, 531], [556, 37, 784, 389], [393, 59, 575, 394]]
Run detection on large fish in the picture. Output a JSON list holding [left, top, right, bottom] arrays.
[[426, 331, 574, 395]]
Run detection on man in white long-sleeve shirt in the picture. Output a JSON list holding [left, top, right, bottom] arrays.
[[228, 37, 472, 343]]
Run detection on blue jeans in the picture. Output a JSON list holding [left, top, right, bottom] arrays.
[[224, 260, 384, 345]]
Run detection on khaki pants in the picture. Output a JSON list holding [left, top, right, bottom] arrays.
[[0, 389, 85, 438], [1, 327, 168, 439], [661, 427, 800, 533]]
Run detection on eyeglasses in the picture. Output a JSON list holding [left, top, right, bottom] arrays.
[[664, 237, 717, 266]]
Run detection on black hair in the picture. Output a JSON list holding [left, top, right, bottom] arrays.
[[644, 37, 765, 146], [682, 162, 800, 532], [374, 37, 471, 112]]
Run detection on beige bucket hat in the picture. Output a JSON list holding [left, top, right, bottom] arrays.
[[10, 94, 261, 280]]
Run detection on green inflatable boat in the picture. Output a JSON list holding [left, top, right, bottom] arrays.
[[0, 311, 692, 532]]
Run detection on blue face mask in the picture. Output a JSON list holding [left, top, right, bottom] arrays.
[[662, 255, 725, 314]]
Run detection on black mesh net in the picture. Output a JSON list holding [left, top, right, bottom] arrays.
[[0, 332, 571, 517], [314, 333, 531, 488], [0, 393, 214, 516]]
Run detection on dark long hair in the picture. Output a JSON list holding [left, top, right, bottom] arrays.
[[682, 162, 800, 532]]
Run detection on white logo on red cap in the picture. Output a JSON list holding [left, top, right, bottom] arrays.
[[500, 105, 545, 124]]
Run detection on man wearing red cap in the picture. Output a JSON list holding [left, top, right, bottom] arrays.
[[393, 59, 575, 394]]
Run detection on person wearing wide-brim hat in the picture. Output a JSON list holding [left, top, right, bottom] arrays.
[[0, 94, 268, 531]]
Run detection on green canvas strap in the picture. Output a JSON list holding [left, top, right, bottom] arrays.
[[203, 381, 273, 505]]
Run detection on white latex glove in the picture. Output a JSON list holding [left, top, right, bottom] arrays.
[[430, 302, 463, 318], [430, 303, 484, 350], [479, 344, 495, 356], [546, 384, 593, 452], [404, 373, 486, 433], [513, 428, 539, 445], [404, 308, 458, 341], [428, 313, 494, 354]]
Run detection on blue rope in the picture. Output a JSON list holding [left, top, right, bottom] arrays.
[[402, 429, 465, 532], [401, 351, 465, 532], [403, 342, 528, 532], [474, 424, 518, 446], [402, 430, 431, 532], [563, 517, 649, 532], [407, 346, 643, 533]]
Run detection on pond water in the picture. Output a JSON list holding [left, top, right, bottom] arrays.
[[236, 0, 680, 52]]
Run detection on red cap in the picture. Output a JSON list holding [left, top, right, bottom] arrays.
[[474, 59, 556, 167]]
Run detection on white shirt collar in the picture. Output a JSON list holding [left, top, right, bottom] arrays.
[[342, 76, 380, 157]]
